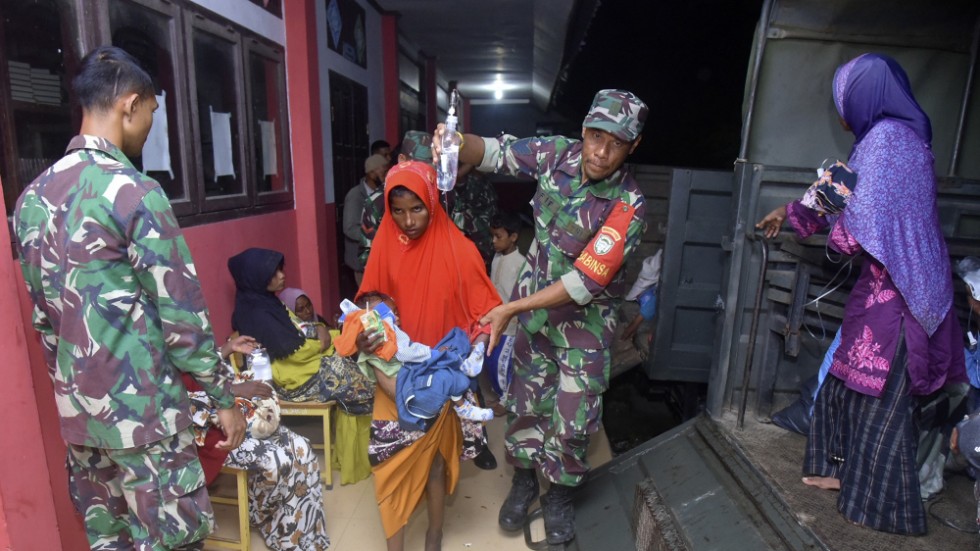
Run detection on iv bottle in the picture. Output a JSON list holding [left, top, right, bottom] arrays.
[[248, 348, 273, 381], [437, 89, 460, 192]]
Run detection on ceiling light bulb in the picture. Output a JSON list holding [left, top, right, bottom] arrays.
[[495, 90, 503, 99]]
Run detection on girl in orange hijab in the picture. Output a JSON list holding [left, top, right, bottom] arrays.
[[358, 161, 501, 550]]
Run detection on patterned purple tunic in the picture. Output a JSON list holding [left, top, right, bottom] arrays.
[[787, 128, 965, 398]]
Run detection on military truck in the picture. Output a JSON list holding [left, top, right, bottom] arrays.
[[553, 1, 980, 549]]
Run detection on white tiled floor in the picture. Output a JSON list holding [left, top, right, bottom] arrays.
[[207, 416, 613, 550]]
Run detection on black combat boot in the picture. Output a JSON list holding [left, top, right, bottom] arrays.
[[498, 467, 539, 531], [541, 483, 576, 545]]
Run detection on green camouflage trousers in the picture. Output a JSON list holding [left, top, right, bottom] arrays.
[[503, 326, 610, 486], [67, 428, 213, 551]]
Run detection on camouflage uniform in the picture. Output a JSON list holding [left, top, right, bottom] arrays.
[[478, 91, 648, 487], [358, 185, 384, 268], [449, 170, 497, 266], [14, 135, 235, 549], [67, 429, 212, 550], [400, 130, 433, 163]]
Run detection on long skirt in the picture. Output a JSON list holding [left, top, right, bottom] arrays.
[[803, 332, 925, 535], [225, 425, 331, 550], [368, 389, 487, 538]]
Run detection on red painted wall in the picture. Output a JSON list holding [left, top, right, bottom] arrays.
[[284, 0, 336, 319], [0, 183, 82, 549], [182, 210, 300, 338]]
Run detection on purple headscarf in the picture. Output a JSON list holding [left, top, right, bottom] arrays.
[[834, 53, 951, 335], [833, 53, 932, 147]]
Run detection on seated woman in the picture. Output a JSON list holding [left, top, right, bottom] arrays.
[[279, 287, 334, 353], [183, 334, 329, 551], [227, 248, 372, 413]]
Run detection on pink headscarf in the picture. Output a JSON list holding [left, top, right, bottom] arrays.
[[277, 287, 311, 317]]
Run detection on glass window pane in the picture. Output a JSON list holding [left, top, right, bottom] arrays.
[[193, 28, 243, 197], [1, 0, 73, 217], [248, 51, 285, 193], [398, 52, 419, 92], [110, 0, 186, 201]]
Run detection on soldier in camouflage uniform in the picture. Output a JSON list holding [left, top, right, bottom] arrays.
[[449, 163, 498, 267], [359, 130, 434, 268], [435, 89, 648, 545], [13, 46, 245, 550]]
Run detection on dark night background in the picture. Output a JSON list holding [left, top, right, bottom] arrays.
[[552, 0, 763, 169]]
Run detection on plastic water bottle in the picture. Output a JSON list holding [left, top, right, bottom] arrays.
[[248, 348, 273, 381], [437, 89, 460, 192]]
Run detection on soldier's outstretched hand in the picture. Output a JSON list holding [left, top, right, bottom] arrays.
[[480, 304, 515, 354]]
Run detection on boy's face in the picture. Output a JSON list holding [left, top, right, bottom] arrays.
[[491, 227, 517, 253]]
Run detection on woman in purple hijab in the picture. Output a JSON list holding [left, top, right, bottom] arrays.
[[757, 53, 966, 535]]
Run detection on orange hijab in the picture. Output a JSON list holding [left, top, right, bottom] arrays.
[[358, 161, 501, 346]]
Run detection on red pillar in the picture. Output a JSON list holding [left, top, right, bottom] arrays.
[[381, 13, 400, 145], [0, 179, 74, 549], [283, 0, 336, 314]]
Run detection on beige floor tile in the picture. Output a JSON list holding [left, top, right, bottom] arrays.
[[208, 416, 612, 550]]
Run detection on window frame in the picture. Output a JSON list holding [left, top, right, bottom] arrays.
[[2, 0, 296, 227], [243, 36, 292, 206], [107, 0, 197, 217], [184, 11, 250, 213], [0, 0, 81, 223]]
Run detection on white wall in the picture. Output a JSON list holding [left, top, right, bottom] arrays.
[[315, 0, 386, 203]]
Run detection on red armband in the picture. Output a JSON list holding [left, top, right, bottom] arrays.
[[573, 200, 635, 286]]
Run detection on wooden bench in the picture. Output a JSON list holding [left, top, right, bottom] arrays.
[[204, 466, 250, 550]]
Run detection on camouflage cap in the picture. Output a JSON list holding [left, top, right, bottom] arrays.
[[582, 89, 648, 142], [401, 130, 433, 162]]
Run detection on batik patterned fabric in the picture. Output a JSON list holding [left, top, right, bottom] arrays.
[[367, 389, 487, 466], [14, 134, 234, 450], [449, 170, 497, 265], [274, 354, 375, 415], [800, 161, 854, 215], [190, 386, 329, 551], [479, 134, 647, 350]]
